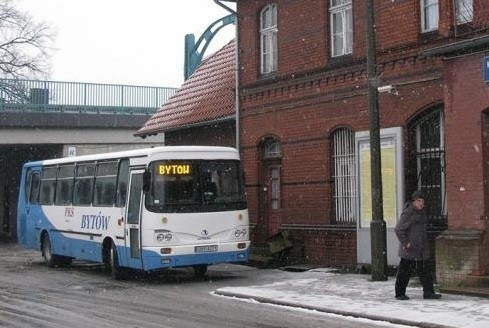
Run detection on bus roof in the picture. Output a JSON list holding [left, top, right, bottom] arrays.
[[23, 146, 240, 168]]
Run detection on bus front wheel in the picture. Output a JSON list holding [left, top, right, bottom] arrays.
[[108, 242, 124, 280], [41, 234, 63, 267], [193, 265, 208, 278]]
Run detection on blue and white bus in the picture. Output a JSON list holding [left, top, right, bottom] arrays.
[[17, 146, 249, 279]]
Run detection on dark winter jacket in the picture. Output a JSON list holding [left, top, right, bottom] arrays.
[[394, 202, 430, 260]]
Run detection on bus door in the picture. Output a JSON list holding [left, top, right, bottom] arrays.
[[124, 170, 144, 269]]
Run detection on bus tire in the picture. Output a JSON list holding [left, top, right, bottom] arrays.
[[57, 256, 73, 267], [41, 233, 61, 268], [193, 265, 208, 278], [108, 242, 124, 280]]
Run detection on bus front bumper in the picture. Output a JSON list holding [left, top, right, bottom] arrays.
[[141, 242, 250, 271]]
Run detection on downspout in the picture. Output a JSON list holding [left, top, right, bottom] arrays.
[[214, 0, 240, 150], [452, 0, 458, 37]]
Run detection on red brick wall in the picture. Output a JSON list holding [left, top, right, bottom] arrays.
[[238, 0, 332, 85], [434, 51, 489, 280], [443, 54, 489, 231], [375, 0, 420, 49], [236, 0, 489, 269], [278, 1, 328, 76], [237, 0, 464, 87], [288, 228, 357, 266]]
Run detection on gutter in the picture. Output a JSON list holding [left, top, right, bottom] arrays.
[[158, 115, 234, 135], [214, 0, 239, 150], [421, 35, 489, 57]]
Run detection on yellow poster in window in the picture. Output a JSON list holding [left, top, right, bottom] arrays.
[[359, 138, 397, 228]]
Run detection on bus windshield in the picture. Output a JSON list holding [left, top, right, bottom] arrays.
[[146, 160, 246, 213]]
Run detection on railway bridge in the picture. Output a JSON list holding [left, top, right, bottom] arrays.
[[0, 78, 176, 240]]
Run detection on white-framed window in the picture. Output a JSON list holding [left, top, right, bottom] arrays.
[[332, 127, 356, 224], [421, 0, 439, 32], [456, 0, 473, 24], [260, 4, 278, 74], [330, 0, 352, 57]]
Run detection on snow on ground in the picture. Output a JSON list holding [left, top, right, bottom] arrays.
[[215, 268, 489, 328]]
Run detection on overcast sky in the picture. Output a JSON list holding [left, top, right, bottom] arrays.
[[18, 0, 236, 87]]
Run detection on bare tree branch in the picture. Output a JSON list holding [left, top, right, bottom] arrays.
[[0, 0, 54, 79]]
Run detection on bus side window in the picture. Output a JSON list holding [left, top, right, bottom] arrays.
[[116, 159, 129, 207], [40, 166, 57, 205], [29, 172, 40, 204], [73, 163, 95, 206], [55, 165, 75, 205], [24, 169, 32, 203], [94, 161, 118, 206]]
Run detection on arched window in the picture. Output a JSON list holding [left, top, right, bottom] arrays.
[[260, 4, 278, 74], [263, 138, 281, 159], [332, 127, 356, 224], [408, 107, 446, 226]]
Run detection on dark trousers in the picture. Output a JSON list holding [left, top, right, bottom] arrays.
[[395, 258, 435, 297]]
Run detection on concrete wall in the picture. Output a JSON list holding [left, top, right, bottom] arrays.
[[0, 123, 165, 242], [0, 128, 164, 145]]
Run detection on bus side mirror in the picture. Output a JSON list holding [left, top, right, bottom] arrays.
[[143, 170, 151, 193]]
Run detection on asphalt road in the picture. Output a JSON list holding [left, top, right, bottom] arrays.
[[0, 243, 401, 328]]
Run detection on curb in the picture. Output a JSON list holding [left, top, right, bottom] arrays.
[[213, 290, 455, 328], [440, 286, 489, 299]]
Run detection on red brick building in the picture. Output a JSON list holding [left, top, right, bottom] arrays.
[[234, 0, 489, 285], [139, 0, 489, 286]]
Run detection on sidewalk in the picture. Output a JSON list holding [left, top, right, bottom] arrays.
[[214, 268, 489, 328]]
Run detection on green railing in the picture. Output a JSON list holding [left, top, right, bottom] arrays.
[[0, 79, 177, 115]]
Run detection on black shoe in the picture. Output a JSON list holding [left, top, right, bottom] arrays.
[[395, 295, 409, 300], [424, 293, 442, 299]]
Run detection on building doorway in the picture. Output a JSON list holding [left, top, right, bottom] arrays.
[[260, 138, 282, 237]]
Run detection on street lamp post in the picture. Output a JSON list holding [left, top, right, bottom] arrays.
[[365, 0, 388, 281]]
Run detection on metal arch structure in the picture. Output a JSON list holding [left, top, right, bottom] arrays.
[[184, 14, 236, 80]]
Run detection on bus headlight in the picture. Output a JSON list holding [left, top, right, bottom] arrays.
[[156, 233, 165, 242], [234, 229, 247, 238], [155, 230, 173, 243]]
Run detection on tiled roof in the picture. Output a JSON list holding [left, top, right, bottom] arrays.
[[135, 40, 236, 137]]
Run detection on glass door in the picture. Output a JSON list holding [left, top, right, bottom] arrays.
[[125, 170, 144, 269]]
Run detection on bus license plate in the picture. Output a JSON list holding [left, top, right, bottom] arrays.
[[195, 245, 218, 253]]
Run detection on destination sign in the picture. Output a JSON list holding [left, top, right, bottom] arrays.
[[158, 164, 191, 175]]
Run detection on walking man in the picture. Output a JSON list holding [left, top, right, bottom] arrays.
[[394, 191, 442, 300]]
